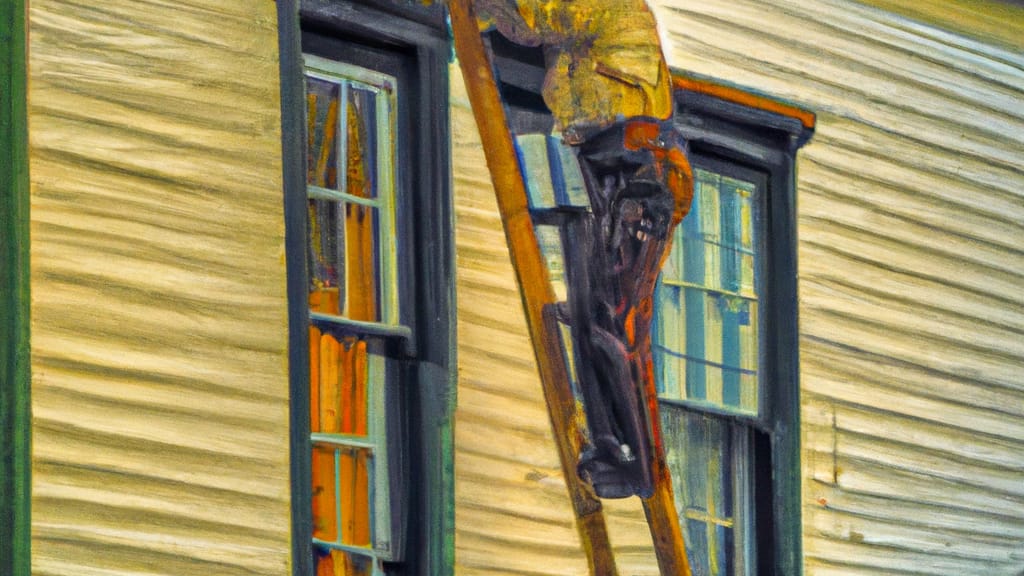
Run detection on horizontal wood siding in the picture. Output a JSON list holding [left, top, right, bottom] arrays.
[[453, 0, 1023, 574], [28, 1, 292, 574], [649, 0, 1024, 574], [451, 71, 588, 576]]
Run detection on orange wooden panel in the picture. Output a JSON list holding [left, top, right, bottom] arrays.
[[345, 204, 378, 322], [312, 446, 338, 542], [340, 340, 356, 435], [352, 339, 368, 436], [339, 448, 371, 546], [339, 448, 356, 544], [320, 334, 341, 434], [310, 325, 322, 432], [353, 450, 371, 546]]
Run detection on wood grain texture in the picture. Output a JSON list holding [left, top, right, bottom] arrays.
[[28, 1, 291, 574]]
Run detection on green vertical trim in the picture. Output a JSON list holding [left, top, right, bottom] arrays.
[[1, 0, 31, 574]]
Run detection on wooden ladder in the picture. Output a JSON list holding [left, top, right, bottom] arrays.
[[448, 2, 692, 574]]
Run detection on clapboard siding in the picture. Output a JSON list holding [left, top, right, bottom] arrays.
[[649, 0, 1024, 573], [452, 0, 1024, 574], [451, 72, 595, 576], [29, 1, 291, 575]]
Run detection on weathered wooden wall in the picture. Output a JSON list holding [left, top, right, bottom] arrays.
[[650, 0, 1024, 573], [452, 0, 1024, 574], [28, 1, 292, 574]]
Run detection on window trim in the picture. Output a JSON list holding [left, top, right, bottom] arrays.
[[665, 70, 814, 576], [1, 0, 31, 574], [277, 1, 454, 574]]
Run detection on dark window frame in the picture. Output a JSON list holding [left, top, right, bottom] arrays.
[[664, 75, 814, 576], [276, 1, 454, 574]]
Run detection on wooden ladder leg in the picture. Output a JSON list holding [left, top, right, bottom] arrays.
[[540, 306, 619, 576], [643, 460, 692, 575], [449, 1, 619, 574], [640, 350, 692, 576]]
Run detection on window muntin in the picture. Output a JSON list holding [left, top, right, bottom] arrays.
[[662, 409, 754, 576], [304, 54, 400, 573], [514, 132, 590, 304], [655, 168, 761, 416]]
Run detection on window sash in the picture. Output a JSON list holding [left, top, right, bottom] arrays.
[[656, 161, 770, 575], [661, 407, 755, 576], [655, 165, 765, 419], [303, 55, 401, 562], [304, 54, 401, 328]]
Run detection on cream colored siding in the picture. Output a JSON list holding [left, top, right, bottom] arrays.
[[29, 1, 291, 575], [452, 0, 1024, 574], [451, 78, 590, 576], [656, 0, 1024, 573]]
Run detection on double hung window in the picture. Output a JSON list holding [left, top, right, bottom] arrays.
[[304, 55, 401, 574], [654, 77, 814, 576], [281, 2, 453, 575], [655, 160, 767, 576]]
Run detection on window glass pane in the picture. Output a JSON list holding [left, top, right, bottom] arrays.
[[314, 548, 376, 576], [309, 332, 371, 437], [655, 168, 759, 414], [308, 199, 381, 322], [514, 134, 556, 209], [308, 199, 342, 309], [342, 202, 381, 322], [346, 84, 378, 199], [311, 444, 374, 547], [535, 224, 567, 302], [312, 443, 338, 542], [307, 77, 340, 189], [341, 447, 373, 547], [686, 518, 710, 576], [661, 408, 749, 576]]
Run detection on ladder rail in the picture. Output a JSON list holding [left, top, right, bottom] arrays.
[[449, 2, 618, 573], [449, 2, 691, 573]]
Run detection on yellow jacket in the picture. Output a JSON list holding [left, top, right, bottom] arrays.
[[473, 0, 673, 135]]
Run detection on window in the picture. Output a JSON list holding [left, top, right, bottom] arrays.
[[655, 161, 766, 575], [654, 77, 814, 575], [304, 55, 401, 573], [278, 2, 453, 575]]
